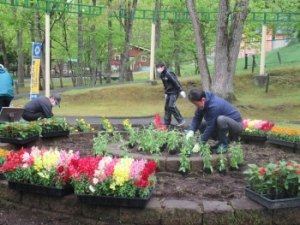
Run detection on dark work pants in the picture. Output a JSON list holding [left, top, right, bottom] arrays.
[[0, 96, 13, 112], [22, 110, 46, 121], [199, 115, 243, 141], [164, 94, 183, 125]]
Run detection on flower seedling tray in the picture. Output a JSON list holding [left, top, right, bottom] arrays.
[[0, 135, 39, 145], [41, 130, 70, 138], [240, 134, 267, 142], [76, 188, 154, 208], [8, 181, 74, 197], [267, 138, 296, 148], [245, 186, 300, 209]]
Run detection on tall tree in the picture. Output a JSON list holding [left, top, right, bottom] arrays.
[[118, 0, 138, 82]]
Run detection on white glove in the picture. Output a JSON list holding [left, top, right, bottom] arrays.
[[192, 143, 200, 153], [180, 91, 186, 98], [165, 94, 168, 99], [186, 130, 194, 140]]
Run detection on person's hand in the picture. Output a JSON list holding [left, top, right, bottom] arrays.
[[180, 91, 186, 98], [165, 94, 168, 99], [186, 130, 194, 140]]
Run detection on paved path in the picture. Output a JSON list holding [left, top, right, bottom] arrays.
[[64, 115, 193, 126]]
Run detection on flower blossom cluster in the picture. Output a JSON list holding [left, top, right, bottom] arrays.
[[122, 119, 132, 131], [69, 156, 157, 198], [154, 114, 167, 131], [242, 119, 274, 136], [244, 160, 300, 196], [0, 147, 80, 188], [101, 117, 113, 133]]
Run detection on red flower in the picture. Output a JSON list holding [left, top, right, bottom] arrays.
[[296, 170, 300, 175], [259, 168, 266, 176]]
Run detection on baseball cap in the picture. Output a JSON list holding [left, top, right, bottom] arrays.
[[51, 94, 61, 107]]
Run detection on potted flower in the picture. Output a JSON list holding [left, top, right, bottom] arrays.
[[178, 137, 192, 175], [0, 121, 41, 144], [0, 148, 10, 180], [218, 151, 227, 175], [166, 129, 181, 155], [241, 119, 274, 142], [122, 119, 132, 131], [228, 144, 239, 171], [69, 155, 157, 208], [0, 146, 79, 197], [243, 160, 300, 209], [138, 124, 160, 154], [76, 118, 95, 132], [128, 127, 139, 148], [38, 117, 70, 138], [267, 127, 300, 148], [200, 143, 213, 174], [101, 117, 113, 133]]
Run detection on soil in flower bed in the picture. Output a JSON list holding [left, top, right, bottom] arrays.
[[1, 130, 300, 224], [35, 128, 300, 205]]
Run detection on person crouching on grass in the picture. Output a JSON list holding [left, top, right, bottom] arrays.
[[185, 88, 243, 153], [22, 94, 61, 121]]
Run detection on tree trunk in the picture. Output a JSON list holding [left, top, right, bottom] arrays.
[[185, 0, 211, 91], [119, 0, 138, 82], [77, 3, 84, 83], [17, 31, 25, 87], [106, 18, 112, 84], [212, 0, 250, 101], [90, 0, 97, 85]]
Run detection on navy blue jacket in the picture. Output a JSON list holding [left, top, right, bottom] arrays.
[[189, 91, 242, 142], [160, 69, 183, 95], [24, 97, 53, 118]]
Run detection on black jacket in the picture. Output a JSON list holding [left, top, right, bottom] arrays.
[[23, 97, 53, 118], [160, 69, 183, 95]]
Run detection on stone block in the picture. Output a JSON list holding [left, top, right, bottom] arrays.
[[146, 80, 158, 86], [203, 200, 234, 225], [81, 204, 120, 221], [165, 156, 180, 172], [120, 198, 162, 224], [0, 143, 12, 150], [273, 207, 300, 225], [230, 197, 272, 225], [48, 194, 82, 215], [162, 200, 202, 225], [0, 181, 21, 202], [254, 75, 268, 87], [189, 156, 202, 172]]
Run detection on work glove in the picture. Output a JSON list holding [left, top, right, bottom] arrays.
[[186, 130, 194, 140], [165, 94, 168, 99], [192, 143, 200, 153], [180, 91, 186, 98]]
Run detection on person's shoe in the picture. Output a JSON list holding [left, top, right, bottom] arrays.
[[210, 142, 220, 150], [216, 144, 228, 154], [177, 120, 186, 126]]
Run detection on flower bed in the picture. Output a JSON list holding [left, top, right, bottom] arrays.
[[0, 147, 80, 189], [242, 119, 274, 137], [244, 160, 300, 196], [69, 156, 157, 200], [0, 121, 41, 139], [267, 127, 300, 144]]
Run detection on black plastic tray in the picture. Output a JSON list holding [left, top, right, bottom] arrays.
[[245, 186, 300, 209]]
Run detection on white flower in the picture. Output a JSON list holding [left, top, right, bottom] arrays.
[[92, 178, 99, 185], [89, 185, 95, 193]]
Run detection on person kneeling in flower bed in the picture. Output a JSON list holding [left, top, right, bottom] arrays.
[[69, 156, 157, 198], [0, 147, 80, 188]]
